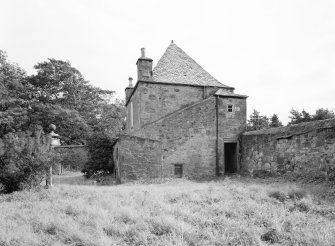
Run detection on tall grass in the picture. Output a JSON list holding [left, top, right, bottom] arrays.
[[0, 176, 334, 245]]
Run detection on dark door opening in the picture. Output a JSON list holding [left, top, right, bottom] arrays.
[[224, 143, 237, 173], [174, 164, 183, 178]]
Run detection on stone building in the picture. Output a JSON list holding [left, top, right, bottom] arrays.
[[113, 41, 248, 181]]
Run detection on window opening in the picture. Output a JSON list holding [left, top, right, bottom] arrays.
[[228, 104, 233, 112]]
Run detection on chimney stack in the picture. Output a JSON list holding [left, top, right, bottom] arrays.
[[141, 48, 146, 58], [136, 47, 153, 82], [125, 77, 134, 102], [128, 77, 133, 87]]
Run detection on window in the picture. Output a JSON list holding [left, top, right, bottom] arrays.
[[130, 102, 134, 128], [227, 104, 233, 112], [174, 164, 183, 178]]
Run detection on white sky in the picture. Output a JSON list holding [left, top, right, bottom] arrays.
[[2, 0, 335, 124]]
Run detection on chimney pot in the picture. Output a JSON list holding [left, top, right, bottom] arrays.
[[141, 48, 146, 58], [128, 77, 133, 87]]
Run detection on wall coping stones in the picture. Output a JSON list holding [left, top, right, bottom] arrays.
[[243, 118, 335, 137]]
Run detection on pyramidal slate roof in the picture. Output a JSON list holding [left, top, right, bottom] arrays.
[[152, 42, 232, 88]]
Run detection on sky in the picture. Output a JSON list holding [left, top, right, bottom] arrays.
[[2, 0, 335, 124]]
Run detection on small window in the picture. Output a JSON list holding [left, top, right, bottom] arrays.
[[228, 104, 233, 112], [174, 164, 183, 178]]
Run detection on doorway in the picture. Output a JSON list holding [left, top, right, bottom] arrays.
[[174, 164, 183, 178], [224, 142, 237, 173]]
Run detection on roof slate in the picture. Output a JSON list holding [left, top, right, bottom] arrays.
[[214, 89, 248, 98], [152, 42, 231, 88]]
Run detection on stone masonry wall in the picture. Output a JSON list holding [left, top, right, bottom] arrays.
[[131, 95, 247, 178], [126, 82, 234, 134], [133, 97, 218, 178], [217, 97, 247, 174], [127, 82, 203, 133], [241, 118, 335, 179], [113, 135, 162, 181]]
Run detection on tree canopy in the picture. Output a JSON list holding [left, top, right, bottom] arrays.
[[0, 50, 125, 142], [289, 108, 334, 125], [246, 110, 269, 131]]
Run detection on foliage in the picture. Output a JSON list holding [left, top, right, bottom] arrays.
[[0, 151, 60, 194], [82, 132, 115, 177], [0, 127, 62, 194], [28, 59, 118, 127], [288, 109, 312, 125], [1, 50, 125, 144], [89, 99, 126, 136], [269, 114, 283, 128], [29, 103, 90, 145], [29, 59, 85, 106], [59, 148, 88, 171], [313, 108, 335, 121], [246, 109, 269, 131], [0, 50, 34, 136], [289, 108, 335, 125]]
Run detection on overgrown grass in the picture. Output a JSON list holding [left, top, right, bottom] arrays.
[[0, 174, 335, 245]]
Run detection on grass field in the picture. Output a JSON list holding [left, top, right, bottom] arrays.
[[0, 173, 335, 246]]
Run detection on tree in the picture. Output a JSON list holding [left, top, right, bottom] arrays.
[[89, 99, 126, 137], [313, 108, 335, 121], [288, 108, 312, 125], [29, 59, 85, 105], [29, 103, 90, 145], [0, 50, 34, 136], [82, 132, 115, 177], [269, 114, 283, 128], [288, 108, 335, 125], [29, 59, 115, 113], [29, 58, 124, 137], [247, 109, 269, 131], [302, 110, 312, 122]]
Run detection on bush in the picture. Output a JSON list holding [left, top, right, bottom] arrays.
[[0, 125, 62, 193], [0, 148, 61, 194], [82, 132, 115, 177], [59, 147, 88, 171]]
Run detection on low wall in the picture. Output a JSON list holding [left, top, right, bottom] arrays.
[[241, 118, 335, 179], [113, 135, 162, 181], [54, 145, 88, 172]]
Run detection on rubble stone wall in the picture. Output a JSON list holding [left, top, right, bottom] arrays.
[[113, 135, 162, 181], [241, 118, 335, 179], [133, 97, 218, 178]]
